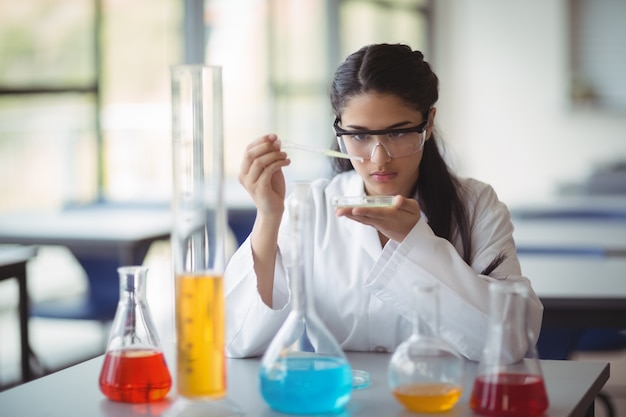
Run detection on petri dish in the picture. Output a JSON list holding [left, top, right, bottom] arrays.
[[352, 369, 371, 389], [332, 196, 394, 208]]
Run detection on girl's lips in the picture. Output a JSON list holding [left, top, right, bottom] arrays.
[[371, 171, 397, 182]]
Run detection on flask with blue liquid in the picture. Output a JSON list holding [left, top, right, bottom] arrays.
[[259, 182, 353, 415]]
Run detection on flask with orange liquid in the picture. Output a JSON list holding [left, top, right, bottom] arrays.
[[388, 282, 464, 413], [470, 280, 549, 417], [99, 266, 172, 403]]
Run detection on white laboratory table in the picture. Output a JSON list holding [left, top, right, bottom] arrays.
[[0, 205, 173, 323], [0, 351, 610, 417], [511, 196, 626, 256], [0, 206, 172, 263]]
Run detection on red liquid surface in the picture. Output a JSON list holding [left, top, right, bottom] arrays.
[[470, 373, 549, 417], [99, 349, 172, 403]]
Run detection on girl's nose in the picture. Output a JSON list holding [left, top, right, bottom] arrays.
[[369, 142, 392, 165]]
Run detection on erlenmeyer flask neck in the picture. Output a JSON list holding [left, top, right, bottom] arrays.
[[489, 282, 528, 336], [488, 281, 527, 327], [106, 266, 163, 351], [118, 266, 148, 303], [484, 281, 531, 361]]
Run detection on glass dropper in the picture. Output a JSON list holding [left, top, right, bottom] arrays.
[[281, 141, 364, 162]]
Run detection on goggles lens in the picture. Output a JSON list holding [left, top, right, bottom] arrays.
[[334, 118, 427, 159]]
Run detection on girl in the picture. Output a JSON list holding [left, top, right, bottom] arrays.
[[225, 43, 543, 361]]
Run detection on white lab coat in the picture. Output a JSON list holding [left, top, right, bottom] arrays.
[[224, 171, 543, 361]]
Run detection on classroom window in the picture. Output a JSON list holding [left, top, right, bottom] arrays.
[[0, 0, 430, 210]]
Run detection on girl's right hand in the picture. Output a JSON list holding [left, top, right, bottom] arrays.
[[238, 134, 291, 217]]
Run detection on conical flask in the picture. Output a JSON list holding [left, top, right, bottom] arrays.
[[99, 266, 172, 403], [259, 182, 353, 415], [388, 282, 464, 412], [470, 280, 549, 417]]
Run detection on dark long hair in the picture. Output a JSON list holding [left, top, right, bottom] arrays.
[[329, 43, 473, 264]]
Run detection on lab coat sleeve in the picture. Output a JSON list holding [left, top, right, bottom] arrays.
[[364, 183, 543, 361], [224, 237, 291, 358]]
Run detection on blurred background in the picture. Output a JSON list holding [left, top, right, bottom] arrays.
[[1, 0, 625, 211], [0, 0, 625, 414]]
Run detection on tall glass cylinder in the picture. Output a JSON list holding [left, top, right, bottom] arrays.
[[166, 65, 240, 417]]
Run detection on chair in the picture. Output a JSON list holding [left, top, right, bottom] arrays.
[[0, 245, 38, 383], [30, 256, 129, 340], [227, 207, 256, 247], [28, 201, 169, 354]]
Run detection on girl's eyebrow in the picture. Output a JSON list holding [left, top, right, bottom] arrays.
[[344, 120, 417, 130]]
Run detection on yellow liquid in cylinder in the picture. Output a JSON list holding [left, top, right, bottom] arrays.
[[175, 274, 226, 398], [393, 383, 462, 412]]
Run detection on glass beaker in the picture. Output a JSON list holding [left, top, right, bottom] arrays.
[[470, 280, 549, 417], [259, 182, 353, 415], [99, 266, 172, 403], [165, 65, 241, 417], [388, 282, 464, 413]]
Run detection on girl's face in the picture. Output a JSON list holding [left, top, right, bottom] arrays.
[[339, 92, 435, 197]]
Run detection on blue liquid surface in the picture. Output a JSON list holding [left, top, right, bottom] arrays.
[[260, 356, 352, 414]]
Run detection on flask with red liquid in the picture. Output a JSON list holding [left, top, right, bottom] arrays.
[[99, 266, 172, 403], [470, 280, 549, 417]]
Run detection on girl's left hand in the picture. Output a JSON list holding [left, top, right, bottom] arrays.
[[335, 195, 421, 242]]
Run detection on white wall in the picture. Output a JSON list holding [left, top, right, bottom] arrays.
[[432, 0, 626, 206]]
